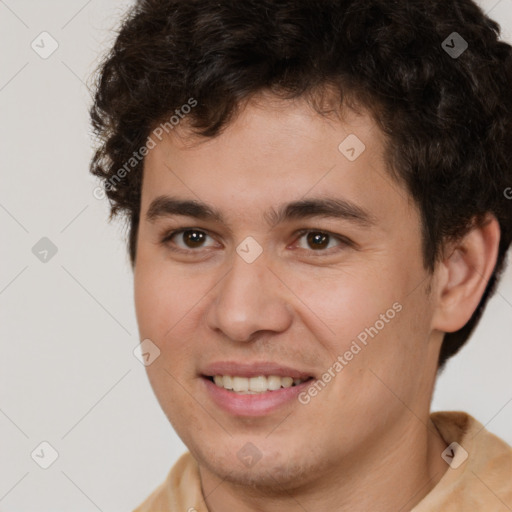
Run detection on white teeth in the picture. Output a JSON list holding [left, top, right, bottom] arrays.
[[232, 376, 249, 392], [267, 375, 282, 391], [211, 375, 309, 393], [281, 377, 293, 388], [249, 376, 267, 392], [222, 375, 233, 390]]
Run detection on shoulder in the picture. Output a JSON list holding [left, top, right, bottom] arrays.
[[132, 452, 204, 512], [414, 411, 512, 511]]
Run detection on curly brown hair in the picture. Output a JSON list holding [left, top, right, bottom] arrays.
[[89, 0, 512, 371]]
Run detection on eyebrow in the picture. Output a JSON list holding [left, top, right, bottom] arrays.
[[146, 195, 377, 229]]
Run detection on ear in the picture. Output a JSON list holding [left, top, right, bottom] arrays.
[[431, 214, 501, 333]]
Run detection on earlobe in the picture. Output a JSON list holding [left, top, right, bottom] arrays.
[[431, 215, 501, 333]]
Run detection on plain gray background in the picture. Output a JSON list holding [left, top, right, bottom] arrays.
[[1, 1, 511, 510]]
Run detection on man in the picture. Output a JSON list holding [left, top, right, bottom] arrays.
[[89, 0, 512, 510]]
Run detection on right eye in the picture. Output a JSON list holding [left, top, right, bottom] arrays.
[[159, 228, 219, 253]]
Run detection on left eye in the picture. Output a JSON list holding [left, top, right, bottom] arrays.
[[294, 229, 349, 253]]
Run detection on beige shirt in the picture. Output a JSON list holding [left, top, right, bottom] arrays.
[[133, 411, 512, 511]]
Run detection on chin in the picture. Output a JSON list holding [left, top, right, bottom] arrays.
[[196, 443, 320, 492]]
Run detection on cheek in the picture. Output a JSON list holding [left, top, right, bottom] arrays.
[[134, 264, 202, 415], [134, 265, 162, 339], [133, 261, 215, 388], [288, 261, 428, 395], [134, 259, 202, 338], [281, 264, 401, 346]]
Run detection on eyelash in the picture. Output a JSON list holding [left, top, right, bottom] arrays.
[[158, 227, 352, 256]]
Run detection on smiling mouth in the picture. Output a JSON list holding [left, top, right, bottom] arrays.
[[204, 375, 314, 394]]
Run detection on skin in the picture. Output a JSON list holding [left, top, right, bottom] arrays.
[[133, 91, 500, 512]]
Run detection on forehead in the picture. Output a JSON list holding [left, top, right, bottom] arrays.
[[141, 94, 414, 232]]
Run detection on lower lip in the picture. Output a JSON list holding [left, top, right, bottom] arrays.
[[201, 377, 313, 416]]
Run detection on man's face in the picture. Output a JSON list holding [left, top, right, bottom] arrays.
[[134, 93, 441, 489]]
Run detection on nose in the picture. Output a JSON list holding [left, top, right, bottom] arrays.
[[205, 251, 293, 343]]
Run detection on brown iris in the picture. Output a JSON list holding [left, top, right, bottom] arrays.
[[182, 230, 206, 248], [307, 232, 329, 250]]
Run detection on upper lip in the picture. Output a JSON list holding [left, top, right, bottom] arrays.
[[201, 361, 314, 379]]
